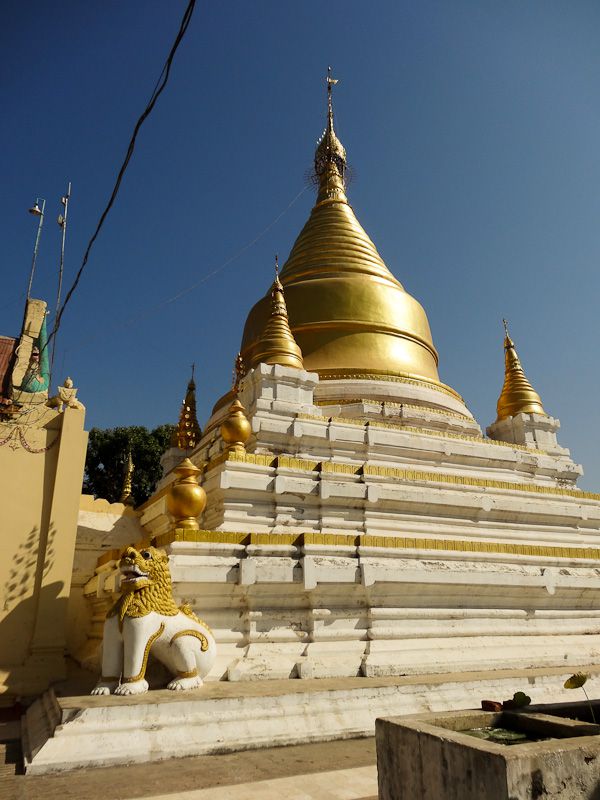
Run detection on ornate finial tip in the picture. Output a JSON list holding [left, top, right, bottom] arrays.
[[502, 318, 513, 347]]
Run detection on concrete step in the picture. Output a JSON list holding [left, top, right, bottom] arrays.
[[23, 664, 600, 774], [0, 739, 22, 776]]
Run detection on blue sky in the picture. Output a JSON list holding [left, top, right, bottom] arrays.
[[3, 1, 600, 489]]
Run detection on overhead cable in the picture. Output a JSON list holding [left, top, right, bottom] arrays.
[[46, 0, 197, 352]]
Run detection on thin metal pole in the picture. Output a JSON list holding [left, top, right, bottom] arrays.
[[26, 199, 45, 301], [51, 182, 71, 379]]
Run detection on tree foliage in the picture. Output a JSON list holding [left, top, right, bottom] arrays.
[[83, 425, 175, 507]]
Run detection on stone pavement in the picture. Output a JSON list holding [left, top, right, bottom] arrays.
[[1, 737, 378, 800]]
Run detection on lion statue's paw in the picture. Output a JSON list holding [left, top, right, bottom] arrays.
[[114, 679, 149, 696], [167, 676, 203, 691], [91, 681, 118, 696]]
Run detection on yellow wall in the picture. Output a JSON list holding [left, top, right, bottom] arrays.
[[0, 404, 88, 696]]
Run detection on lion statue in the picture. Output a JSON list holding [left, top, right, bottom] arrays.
[[91, 545, 216, 695]]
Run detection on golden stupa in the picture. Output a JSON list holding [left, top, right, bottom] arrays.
[[249, 258, 304, 370], [496, 320, 546, 421], [241, 71, 441, 385]]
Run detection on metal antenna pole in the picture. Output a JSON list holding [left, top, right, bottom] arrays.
[[26, 198, 46, 301], [51, 182, 71, 378]]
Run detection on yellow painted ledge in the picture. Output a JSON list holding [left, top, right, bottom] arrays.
[[152, 528, 600, 562], [203, 452, 600, 502]]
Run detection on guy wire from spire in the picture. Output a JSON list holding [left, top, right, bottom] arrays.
[[45, 0, 197, 360], [60, 184, 308, 356]]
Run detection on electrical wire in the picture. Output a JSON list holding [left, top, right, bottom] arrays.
[[62, 184, 308, 353], [46, 0, 196, 354]]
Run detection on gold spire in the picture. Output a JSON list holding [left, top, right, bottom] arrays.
[[314, 66, 347, 203], [241, 70, 442, 387], [120, 449, 134, 506], [249, 256, 304, 370], [496, 320, 546, 421], [175, 365, 202, 450]]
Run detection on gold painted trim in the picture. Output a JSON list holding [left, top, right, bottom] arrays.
[[152, 528, 600, 561], [317, 370, 464, 402], [176, 668, 198, 679], [123, 622, 165, 683], [171, 629, 209, 652], [275, 454, 321, 472], [359, 535, 600, 561], [154, 529, 249, 547], [362, 464, 600, 501], [296, 412, 543, 454], [314, 398, 472, 421], [203, 451, 595, 500]]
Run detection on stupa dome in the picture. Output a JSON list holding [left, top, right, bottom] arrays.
[[240, 72, 470, 418]]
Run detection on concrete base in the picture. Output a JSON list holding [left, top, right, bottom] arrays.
[[377, 707, 600, 800], [22, 665, 600, 775]]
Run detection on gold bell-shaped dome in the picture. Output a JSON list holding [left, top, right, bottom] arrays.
[[496, 320, 546, 421], [241, 70, 440, 384]]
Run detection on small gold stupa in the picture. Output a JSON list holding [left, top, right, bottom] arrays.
[[496, 320, 546, 420], [241, 69, 441, 384], [249, 257, 304, 370]]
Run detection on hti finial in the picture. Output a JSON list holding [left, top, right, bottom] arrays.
[[502, 318, 513, 347], [275, 254, 279, 278], [326, 66, 339, 127]]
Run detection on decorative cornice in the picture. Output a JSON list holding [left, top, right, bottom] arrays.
[[203, 451, 600, 501], [295, 412, 543, 454], [314, 398, 472, 421], [316, 370, 464, 402], [150, 527, 600, 561]]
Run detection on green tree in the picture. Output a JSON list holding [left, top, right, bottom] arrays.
[[83, 425, 175, 507]]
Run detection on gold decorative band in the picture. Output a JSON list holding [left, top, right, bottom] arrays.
[[296, 413, 542, 454], [176, 668, 198, 679], [170, 628, 210, 652], [316, 369, 464, 402], [123, 623, 165, 683], [153, 528, 600, 562], [314, 398, 472, 421], [204, 451, 598, 501]]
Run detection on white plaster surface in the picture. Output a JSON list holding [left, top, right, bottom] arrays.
[[23, 668, 599, 774]]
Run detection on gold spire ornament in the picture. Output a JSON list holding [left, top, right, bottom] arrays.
[[221, 359, 252, 456], [175, 365, 202, 450], [120, 449, 135, 506], [496, 320, 547, 421], [241, 69, 443, 387], [166, 458, 206, 531], [220, 399, 251, 455], [233, 352, 246, 394], [249, 256, 304, 370]]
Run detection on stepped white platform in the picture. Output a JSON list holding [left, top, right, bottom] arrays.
[[79, 364, 600, 684], [22, 666, 600, 774]]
